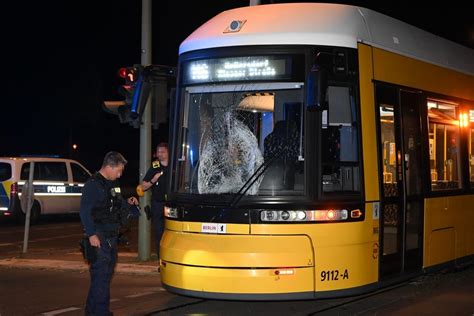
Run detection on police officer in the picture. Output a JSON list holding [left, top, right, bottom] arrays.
[[80, 151, 138, 316], [141, 142, 168, 261]]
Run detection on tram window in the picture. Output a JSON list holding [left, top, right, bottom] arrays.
[[176, 84, 305, 196], [379, 105, 398, 197], [469, 110, 474, 188], [321, 86, 360, 195], [427, 101, 462, 191]]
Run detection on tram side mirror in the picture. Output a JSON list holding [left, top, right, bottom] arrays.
[[307, 62, 328, 111]]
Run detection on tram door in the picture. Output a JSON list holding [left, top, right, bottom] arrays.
[[376, 84, 424, 277]]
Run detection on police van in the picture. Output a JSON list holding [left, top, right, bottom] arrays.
[[0, 157, 91, 224]]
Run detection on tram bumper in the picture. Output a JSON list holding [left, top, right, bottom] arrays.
[[160, 230, 315, 300]]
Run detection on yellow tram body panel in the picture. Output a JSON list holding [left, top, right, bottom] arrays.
[[358, 43, 379, 203], [371, 47, 474, 101], [424, 196, 474, 267], [161, 262, 314, 295], [161, 202, 379, 295], [161, 232, 314, 294], [162, 231, 314, 268]]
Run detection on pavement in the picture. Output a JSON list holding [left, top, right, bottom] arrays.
[[0, 246, 160, 275]]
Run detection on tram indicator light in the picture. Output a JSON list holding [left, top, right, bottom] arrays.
[[327, 210, 336, 220], [351, 209, 363, 218], [274, 269, 294, 276]]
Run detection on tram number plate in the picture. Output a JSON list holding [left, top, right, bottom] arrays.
[[320, 269, 349, 281]]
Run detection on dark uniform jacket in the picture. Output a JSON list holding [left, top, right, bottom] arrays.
[[79, 172, 126, 237], [143, 160, 168, 202]]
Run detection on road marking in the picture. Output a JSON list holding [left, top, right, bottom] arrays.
[[125, 291, 156, 298], [42, 307, 81, 315], [0, 243, 15, 246]]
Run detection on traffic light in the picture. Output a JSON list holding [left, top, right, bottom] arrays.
[[118, 66, 139, 107], [103, 64, 176, 128], [116, 64, 153, 126], [112, 65, 143, 127]]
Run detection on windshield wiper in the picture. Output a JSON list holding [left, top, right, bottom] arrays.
[[229, 143, 290, 207]]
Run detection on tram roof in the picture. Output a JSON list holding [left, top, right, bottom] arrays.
[[179, 3, 474, 76]]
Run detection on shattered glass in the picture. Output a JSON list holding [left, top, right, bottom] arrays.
[[198, 96, 264, 195], [175, 83, 305, 197]]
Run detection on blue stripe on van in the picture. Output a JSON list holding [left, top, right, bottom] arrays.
[[0, 182, 10, 208]]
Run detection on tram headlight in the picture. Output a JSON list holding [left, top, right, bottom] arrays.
[[296, 211, 306, 220], [261, 210, 278, 221], [164, 206, 178, 218], [260, 208, 361, 222]]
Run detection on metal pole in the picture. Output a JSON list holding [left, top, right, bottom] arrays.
[[22, 162, 35, 253], [138, 0, 152, 261]]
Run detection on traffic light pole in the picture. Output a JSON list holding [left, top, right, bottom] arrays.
[[138, 0, 152, 261]]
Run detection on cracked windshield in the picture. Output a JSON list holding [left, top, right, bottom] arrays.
[[176, 82, 304, 196]]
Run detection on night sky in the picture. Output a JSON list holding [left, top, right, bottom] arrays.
[[2, 0, 473, 186]]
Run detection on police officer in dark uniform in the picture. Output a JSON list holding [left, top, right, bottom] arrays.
[[80, 151, 138, 316], [141, 142, 168, 261]]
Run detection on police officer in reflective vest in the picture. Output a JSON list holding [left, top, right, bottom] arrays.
[[141, 142, 168, 261], [80, 151, 138, 316]]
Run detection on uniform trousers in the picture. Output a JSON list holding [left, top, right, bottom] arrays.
[[85, 233, 117, 316]]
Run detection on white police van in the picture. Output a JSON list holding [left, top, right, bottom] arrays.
[[0, 157, 91, 224]]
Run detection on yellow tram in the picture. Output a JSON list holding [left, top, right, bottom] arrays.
[[159, 3, 474, 299]]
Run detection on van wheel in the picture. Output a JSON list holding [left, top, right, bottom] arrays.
[[16, 201, 41, 225], [30, 201, 41, 225]]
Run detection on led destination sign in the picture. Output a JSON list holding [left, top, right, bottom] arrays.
[[184, 56, 292, 84]]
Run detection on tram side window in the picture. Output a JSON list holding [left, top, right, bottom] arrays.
[[321, 86, 360, 195], [379, 105, 398, 197], [469, 109, 474, 188], [427, 101, 461, 191]]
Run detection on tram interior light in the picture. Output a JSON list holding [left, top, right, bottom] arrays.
[[459, 112, 469, 128]]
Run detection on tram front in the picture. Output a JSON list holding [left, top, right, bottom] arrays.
[[160, 45, 369, 299]]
